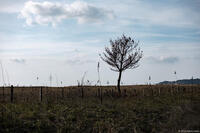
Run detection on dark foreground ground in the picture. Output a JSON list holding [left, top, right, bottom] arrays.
[[0, 85, 200, 133]]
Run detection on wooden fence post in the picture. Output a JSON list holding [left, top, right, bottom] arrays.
[[40, 87, 43, 102], [11, 85, 14, 103], [171, 86, 173, 95], [62, 87, 64, 99], [159, 87, 161, 96], [100, 88, 102, 104], [81, 87, 84, 99], [111, 89, 113, 97], [143, 88, 145, 97], [2, 86, 5, 102], [150, 85, 153, 96], [97, 88, 100, 98]]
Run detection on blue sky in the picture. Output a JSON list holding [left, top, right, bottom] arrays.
[[0, 0, 200, 86]]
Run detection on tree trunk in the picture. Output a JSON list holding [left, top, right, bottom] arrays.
[[117, 70, 122, 95]]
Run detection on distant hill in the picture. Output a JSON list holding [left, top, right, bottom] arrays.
[[158, 78, 200, 85]]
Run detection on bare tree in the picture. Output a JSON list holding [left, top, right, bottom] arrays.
[[100, 35, 143, 94]]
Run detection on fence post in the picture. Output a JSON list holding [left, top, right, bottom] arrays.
[[62, 87, 64, 99], [171, 85, 173, 95], [11, 85, 14, 103], [2, 86, 5, 102], [100, 88, 102, 104], [111, 89, 113, 97], [81, 87, 84, 99], [40, 87, 43, 102], [143, 88, 145, 97], [177, 85, 179, 94], [98, 88, 100, 98], [150, 85, 153, 96], [158, 87, 161, 96]]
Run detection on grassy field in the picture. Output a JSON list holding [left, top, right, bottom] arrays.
[[0, 85, 200, 132]]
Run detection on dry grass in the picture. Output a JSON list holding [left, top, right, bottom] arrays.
[[0, 85, 200, 132], [0, 84, 199, 103]]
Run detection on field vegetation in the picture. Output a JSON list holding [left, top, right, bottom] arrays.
[[0, 85, 200, 133]]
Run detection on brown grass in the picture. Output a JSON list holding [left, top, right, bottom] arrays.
[[0, 84, 199, 103]]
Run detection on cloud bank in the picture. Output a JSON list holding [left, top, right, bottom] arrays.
[[147, 56, 179, 64], [19, 1, 114, 26], [66, 59, 95, 65]]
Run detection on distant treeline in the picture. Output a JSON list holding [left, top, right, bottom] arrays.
[[158, 78, 200, 85]]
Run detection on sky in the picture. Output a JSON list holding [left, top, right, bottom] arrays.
[[0, 0, 200, 86]]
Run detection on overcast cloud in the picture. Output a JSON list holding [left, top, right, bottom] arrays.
[[19, 1, 114, 26]]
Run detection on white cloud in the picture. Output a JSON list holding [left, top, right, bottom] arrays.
[[66, 59, 95, 65], [19, 1, 114, 26], [146, 56, 179, 64], [10, 58, 26, 64]]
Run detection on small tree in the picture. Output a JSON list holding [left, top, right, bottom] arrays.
[[100, 34, 143, 94]]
